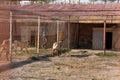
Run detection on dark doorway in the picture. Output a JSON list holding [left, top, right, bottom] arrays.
[[106, 32, 112, 49], [30, 31, 37, 47]]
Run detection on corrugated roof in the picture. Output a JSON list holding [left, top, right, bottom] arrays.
[[1, 4, 120, 23], [0, 4, 120, 16], [14, 4, 120, 10], [13, 4, 120, 16]]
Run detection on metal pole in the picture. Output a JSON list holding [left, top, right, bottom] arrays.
[[37, 16, 40, 54], [57, 20, 59, 42], [103, 20, 106, 54], [10, 11, 12, 63]]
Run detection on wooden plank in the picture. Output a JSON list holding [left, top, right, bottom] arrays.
[[113, 29, 120, 51], [93, 29, 103, 50]]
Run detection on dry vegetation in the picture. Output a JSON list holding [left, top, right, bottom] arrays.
[[0, 49, 120, 80]]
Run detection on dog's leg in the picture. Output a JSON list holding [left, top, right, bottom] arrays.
[[52, 49, 56, 56], [20, 47, 23, 53], [24, 47, 29, 53], [14, 47, 17, 54], [56, 50, 59, 56], [5, 51, 9, 61], [0, 48, 3, 57], [0, 47, 4, 58], [52, 50, 54, 56]]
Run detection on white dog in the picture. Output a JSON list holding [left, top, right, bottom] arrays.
[[52, 41, 62, 56]]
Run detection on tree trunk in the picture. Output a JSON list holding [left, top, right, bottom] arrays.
[[69, 0, 71, 4], [118, 0, 120, 3], [79, 0, 80, 4], [104, 1, 107, 4]]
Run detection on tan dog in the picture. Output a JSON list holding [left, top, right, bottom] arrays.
[[12, 40, 29, 53], [52, 41, 62, 56], [0, 39, 10, 61]]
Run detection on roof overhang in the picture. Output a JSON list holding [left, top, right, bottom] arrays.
[[1, 4, 120, 23]]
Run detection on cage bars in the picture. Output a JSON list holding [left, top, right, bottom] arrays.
[[9, 9, 115, 59]]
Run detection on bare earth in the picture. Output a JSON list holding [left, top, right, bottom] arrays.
[[0, 49, 120, 80]]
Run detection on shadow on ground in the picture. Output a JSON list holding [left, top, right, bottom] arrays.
[[0, 53, 91, 73], [70, 54, 91, 58], [0, 54, 52, 73]]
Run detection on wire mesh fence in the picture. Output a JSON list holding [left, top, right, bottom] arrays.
[[0, 12, 70, 62], [0, 3, 119, 62]]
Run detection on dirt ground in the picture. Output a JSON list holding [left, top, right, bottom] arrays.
[[0, 49, 120, 80]]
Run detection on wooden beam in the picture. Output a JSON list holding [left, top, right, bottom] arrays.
[[68, 22, 70, 48], [103, 20, 106, 54]]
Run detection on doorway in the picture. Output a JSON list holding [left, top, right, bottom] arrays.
[[30, 30, 37, 47], [106, 32, 112, 49]]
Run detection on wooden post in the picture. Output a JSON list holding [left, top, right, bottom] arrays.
[[37, 16, 40, 54], [10, 11, 12, 63], [103, 20, 106, 54], [68, 22, 70, 48], [57, 20, 59, 42]]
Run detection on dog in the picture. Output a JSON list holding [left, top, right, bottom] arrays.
[[12, 40, 29, 53], [0, 39, 10, 61], [52, 41, 62, 56]]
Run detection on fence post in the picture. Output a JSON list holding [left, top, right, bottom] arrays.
[[37, 16, 40, 54], [57, 20, 59, 43], [10, 11, 12, 63], [103, 20, 106, 54], [68, 18, 70, 48]]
